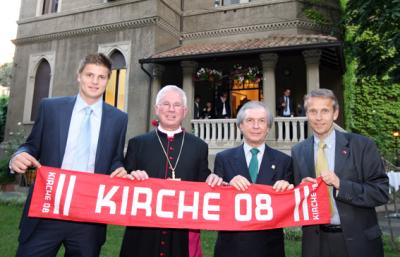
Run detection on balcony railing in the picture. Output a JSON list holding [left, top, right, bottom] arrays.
[[191, 117, 308, 148]]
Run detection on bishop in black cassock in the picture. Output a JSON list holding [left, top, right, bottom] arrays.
[[119, 128, 210, 257]]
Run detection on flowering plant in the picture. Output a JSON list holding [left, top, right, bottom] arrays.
[[230, 64, 262, 83], [194, 68, 223, 82]]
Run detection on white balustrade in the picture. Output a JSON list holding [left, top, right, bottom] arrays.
[[191, 116, 308, 146]]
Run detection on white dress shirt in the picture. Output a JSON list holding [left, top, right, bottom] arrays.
[[243, 143, 265, 174]]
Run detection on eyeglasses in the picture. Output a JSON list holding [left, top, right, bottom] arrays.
[[159, 102, 184, 109]]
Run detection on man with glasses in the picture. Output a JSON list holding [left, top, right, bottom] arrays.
[[291, 88, 389, 257], [119, 85, 221, 257]]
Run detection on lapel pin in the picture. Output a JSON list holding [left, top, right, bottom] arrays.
[[271, 165, 276, 170], [342, 149, 348, 155]]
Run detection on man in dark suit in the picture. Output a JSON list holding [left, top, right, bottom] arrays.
[[215, 92, 231, 118], [194, 95, 201, 119], [213, 101, 293, 257], [277, 88, 294, 117], [119, 85, 221, 257], [10, 53, 128, 257], [291, 88, 389, 257]]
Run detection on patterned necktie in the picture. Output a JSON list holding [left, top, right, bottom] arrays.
[[73, 107, 93, 171], [249, 148, 260, 183], [315, 141, 328, 176], [315, 140, 334, 214]]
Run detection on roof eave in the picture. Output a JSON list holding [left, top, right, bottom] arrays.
[[139, 41, 343, 64]]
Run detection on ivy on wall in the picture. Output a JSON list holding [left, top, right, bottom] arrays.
[[303, 0, 329, 25], [345, 73, 400, 162], [342, 0, 400, 163]]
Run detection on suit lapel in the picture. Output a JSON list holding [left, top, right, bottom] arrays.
[[95, 103, 111, 173], [58, 97, 76, 164], [257, 145, 278, 184], [304, 137, 315, 178], [334, 130, 350, 177], [231, 144, 250, 180]]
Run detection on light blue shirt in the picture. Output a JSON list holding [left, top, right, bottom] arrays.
[[243, 143, 265, 173], [62, 95, 102, 173], [314, 130, 341, 225]]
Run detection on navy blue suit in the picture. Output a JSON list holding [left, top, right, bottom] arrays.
[[16, 96, 128, 257], [213, 144, 293, 257]]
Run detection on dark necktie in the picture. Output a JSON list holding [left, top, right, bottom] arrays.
[[249, 148, 260, 183]]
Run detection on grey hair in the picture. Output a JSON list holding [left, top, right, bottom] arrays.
[[236, 101, 274, 129], [155, 85, 187, 107], [304, 88, 339, 112]]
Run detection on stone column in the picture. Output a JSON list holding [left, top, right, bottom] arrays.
[[303, 49, 321, 92], [151, 64, 165, 109], [181, 61, 197, 131], [260, 53, 278, 141]]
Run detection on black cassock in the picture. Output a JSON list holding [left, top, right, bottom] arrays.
[[120, 129, 210, 257]]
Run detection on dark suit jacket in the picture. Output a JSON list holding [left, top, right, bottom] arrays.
[[277, 95, 294, 117], [194, 102, 201, 119], [213, 144, 293, 257], [215, 98, 231, 118], [17, 96, 128, 244], [291, 130, 389, 257]]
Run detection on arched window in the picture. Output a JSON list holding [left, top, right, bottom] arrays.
[[31, 59, 51, 121], [104, 50, 126, 111], [41, 0, 59, 14]]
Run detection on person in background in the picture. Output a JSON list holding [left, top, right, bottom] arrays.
[[194, 95, 201, 119], [291, 88, 389, 257], [277, 88, 294, 117], [213, 101, 293, 257], [120, 85, 222, 257], [202, 100, 215, 119], [215, 92, 231, 118], [10, 53, 128, 257]]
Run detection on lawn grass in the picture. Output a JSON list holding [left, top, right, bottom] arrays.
[[1, 203, 399, 257]]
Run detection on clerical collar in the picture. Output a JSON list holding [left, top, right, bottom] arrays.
[[157, 125, 182, 137]]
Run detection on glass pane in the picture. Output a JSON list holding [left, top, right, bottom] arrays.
[[117, 69, 126, 111], [105, 70, 117, 106]]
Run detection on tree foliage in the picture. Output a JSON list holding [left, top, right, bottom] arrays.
[[342, 1, 400, 163], [345, 0, 400, 84], [0, 63, 12, 88]]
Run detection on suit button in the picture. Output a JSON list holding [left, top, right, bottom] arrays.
[[160, 253, 165, 256], [161, 241, 165, 245]]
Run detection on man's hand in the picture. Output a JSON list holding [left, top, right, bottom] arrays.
[[301, 177, 317, 184], [110, 167, 129, 178], [129, 170, 149, 180], [321, 170, 340, 189], [229, 175, 251, 191], [10, 152, 41, 173], [272, 180, 294, 192], [205, 173, 224, 187]]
